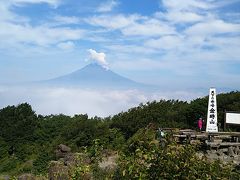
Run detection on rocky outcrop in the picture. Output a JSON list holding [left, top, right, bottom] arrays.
[[206, 146, 240, 165], [48, 144, 72, 180], [48, 161, 69, 180], [0, 175, 10, 180], [12, 145, 117, 180], [55, 144, 71, 159], [18, 174, 35, 180], [47, 145, 93, 180], [63, 153, 90, 167], [98, 153, 118, 171]]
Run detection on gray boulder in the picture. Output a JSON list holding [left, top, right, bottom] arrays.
[[48, 161, 69, 180], [18, 174, 35, 180], [55, 144, 71, 159], [64, 153, 90, 167], [228, 146, 235, 157]]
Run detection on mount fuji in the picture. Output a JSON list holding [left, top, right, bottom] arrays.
[[40, 63, 147, 89]]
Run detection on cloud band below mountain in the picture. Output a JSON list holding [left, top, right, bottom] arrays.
[[0, 85, 204, 117]]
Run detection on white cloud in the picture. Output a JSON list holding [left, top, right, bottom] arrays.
[[161, 0, 212, 11], [10, 0, 61, 7], [0, 86, 203, 117], [122, 19, 175, 36], [0, 86, 147, 117], [185, 19, 240, 36], [97, 0, 119, 12], [0, 1, 29, 22], [158, 0, 240, 26], [157, 0, 240, 27], [155, 0, 213, 25], [106, 44, 157, 54], [57, 41, 75, 51], [86, 14, 141, 29], [111, 58, 167, 71], [144, 35, 183, 50], [155, 11, 204, 23], [88, 49, 108, 66], [52, 15, 81, 25], [0, 22, 84, 47], [0, 0, 85, 50], [87, 14, 175, 37]]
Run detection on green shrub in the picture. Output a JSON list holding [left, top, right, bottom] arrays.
[[33, 152, 53, 175], [116, 128, 240, 179]]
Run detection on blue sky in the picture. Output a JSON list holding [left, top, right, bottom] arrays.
[[0, 0, 240, 89]]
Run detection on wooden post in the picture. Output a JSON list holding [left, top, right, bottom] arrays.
[[224, 110, 226, 132]]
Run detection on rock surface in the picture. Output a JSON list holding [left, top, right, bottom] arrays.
[[99, 152, 118, 170], [206, 147, 240, 165], [55, 144, 71, 159], [18, 174, 35, 180], [64, 153, 90, 167], [0, 175, 10, 180], [48, 161, 69, 180]]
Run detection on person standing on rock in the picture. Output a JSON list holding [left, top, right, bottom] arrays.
[[198, 118, 203, 131]]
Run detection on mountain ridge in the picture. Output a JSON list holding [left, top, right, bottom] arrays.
[[39, 63, 147, 89]]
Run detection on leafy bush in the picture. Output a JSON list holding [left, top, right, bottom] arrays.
[[116, 127, 240, 179], [0, 157, 19, 174], [33, 151, 53, 174]]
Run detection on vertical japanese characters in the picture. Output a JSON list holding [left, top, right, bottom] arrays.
[[206, 88, 218, 132]]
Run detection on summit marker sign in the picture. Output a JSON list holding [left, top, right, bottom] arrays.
[[206, 88, 218, 132]]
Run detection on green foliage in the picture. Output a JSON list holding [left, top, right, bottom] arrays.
[[110, 100, 189, 139], [185, 97, 208, 128], [71, 163, 91, 180], [105, 128, 125, 150], [0, 157, 19, 174], [70, 139, 104, 180], [111, 91, 240, 137], [0, 91, 240, 176], [0, 103, 37, 144], [0, 103, 37, 162], [116, 128, 240, 180], [33, 151, 53, 175], [217, 91, 240, 131], [0, 138, 8, 159]]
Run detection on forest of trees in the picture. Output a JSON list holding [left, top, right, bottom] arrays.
[[0, 91, 240, 178]]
